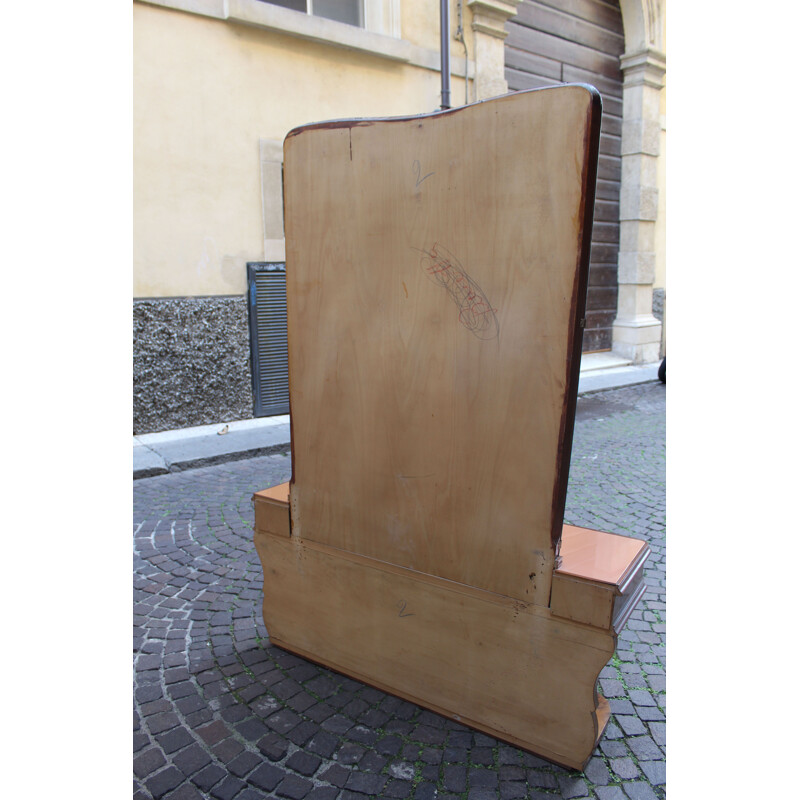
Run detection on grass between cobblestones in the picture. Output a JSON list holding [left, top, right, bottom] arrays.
[[134, 383, 665, 800]]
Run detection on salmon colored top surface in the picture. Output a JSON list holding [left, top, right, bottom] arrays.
[[556, 525, 647, 588], [255, 482, 290, 505]]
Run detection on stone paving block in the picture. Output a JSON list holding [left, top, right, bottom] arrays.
[[307, 731, 338, 759], [414, 783, 439, 800], [286, 750, 322, 777], [345, 770, 388, 795], [604, 721, 624, 739], [319, 763, 351, 787], [499, 765, 525, 781], [600, 739, 628, 759], [584, 756, 611, 785], [383, 779, 414, 798], [146, 766, 184, 799], [499, 780, 527, 799], [235, 790, 268, 800], [622, 781, 660, 800], [211, 736, 244, 763], [610, 756, 641, 780], [639, 759, 666, 785], [306, 789, 340, 800], [191, 764, 226, 792], [133, 747, 166, 780], [443, 764, 467, 792], [276, 774, 315, 799], [558, 775, 590, 798], [134, 385, 666, 800], [209, 774, 247, 800], [527, 769, 559, 789], [164, 784, 207, 800], [615, 714, 647, 736], [172, 743, 212, 778], [469, 767, 499, 788], [634, 706, 665, 722], [247, 762, 285, 793], [595, 787, 628, 800], [648, 720, 666, 747], [627, 735, 663, 761]]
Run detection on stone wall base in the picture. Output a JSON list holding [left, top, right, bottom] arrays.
[[133, 296, 253, 434]]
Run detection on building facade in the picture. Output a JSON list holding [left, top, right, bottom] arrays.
[[133, 0, 665, 433]]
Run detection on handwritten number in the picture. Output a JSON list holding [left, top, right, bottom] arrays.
[[412, 160, 434, 188], [397, 600, 414, 618]]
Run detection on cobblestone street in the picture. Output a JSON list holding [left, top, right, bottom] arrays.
[[133, 382, 666, 800]]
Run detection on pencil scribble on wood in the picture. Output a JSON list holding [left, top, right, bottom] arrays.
[[417, 243, 499, 340]]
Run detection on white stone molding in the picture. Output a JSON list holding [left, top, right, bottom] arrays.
[[611, 45, 666, 363], [467, 0, 521, 100], [259, 138, 286, 262], [135, 0, 474, 77]]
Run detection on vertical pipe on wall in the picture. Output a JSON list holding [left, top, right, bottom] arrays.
[[440, 0, 451, 109]]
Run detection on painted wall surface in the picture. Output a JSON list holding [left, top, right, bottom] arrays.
[[134, 1, 471, 298]]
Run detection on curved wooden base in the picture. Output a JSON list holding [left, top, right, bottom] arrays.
[[255, 529, 616, 770]]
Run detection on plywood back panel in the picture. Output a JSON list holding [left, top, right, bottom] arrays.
[[284, 85, 601, 604]]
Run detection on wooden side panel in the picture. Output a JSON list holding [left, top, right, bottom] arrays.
[[284, 86, 599, 605], [255, 531, 615, 769], [550, 574, 614, 629], [254, 483, 291, 538]]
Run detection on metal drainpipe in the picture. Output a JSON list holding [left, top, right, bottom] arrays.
[[440, 0, 451, 109]]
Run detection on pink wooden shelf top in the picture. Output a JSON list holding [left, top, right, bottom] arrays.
[[556, 525, 649, 589], [255, 482, 290, 505]]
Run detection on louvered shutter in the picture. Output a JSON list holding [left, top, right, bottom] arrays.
[[247, 262, 290, 416]]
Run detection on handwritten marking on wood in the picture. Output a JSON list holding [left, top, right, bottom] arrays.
[[397, 599, 414, 618], [412, 160, 434, 188], [417, 243, 499, 340]]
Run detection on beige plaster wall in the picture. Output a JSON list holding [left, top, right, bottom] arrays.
[[134, 2, 471, 297]]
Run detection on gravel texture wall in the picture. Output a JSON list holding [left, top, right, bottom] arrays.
[[133, 296, 254, 434]]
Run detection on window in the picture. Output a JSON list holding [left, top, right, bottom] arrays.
[[260, 0, 364, 28]]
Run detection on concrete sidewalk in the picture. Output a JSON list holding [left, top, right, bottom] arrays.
[[134, 354, 662, 479]]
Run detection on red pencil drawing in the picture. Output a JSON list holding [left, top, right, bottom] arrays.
[[417, 243, 499, 340]]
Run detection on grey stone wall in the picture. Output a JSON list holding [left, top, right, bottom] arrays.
[[652, 288, 665, 322], [133, 296, 254, 434], [652, 288, 666, 358]]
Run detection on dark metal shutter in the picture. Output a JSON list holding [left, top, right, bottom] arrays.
[[247, 262, 290, 416], [505, 0, 624, 351]]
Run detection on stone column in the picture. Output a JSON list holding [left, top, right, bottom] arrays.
[[612, 47, 666, 363], [467, 0, 521, 100]]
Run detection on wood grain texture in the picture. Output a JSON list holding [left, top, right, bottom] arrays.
[[255, 530, 615, 770], [254, 483, 291, 538], [283, 86, 600, 606], [251, 87, 653, 771]]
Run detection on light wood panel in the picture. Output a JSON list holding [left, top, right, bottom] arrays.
[[254, 529, 615, 770], [283, 85, 601, 605]]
